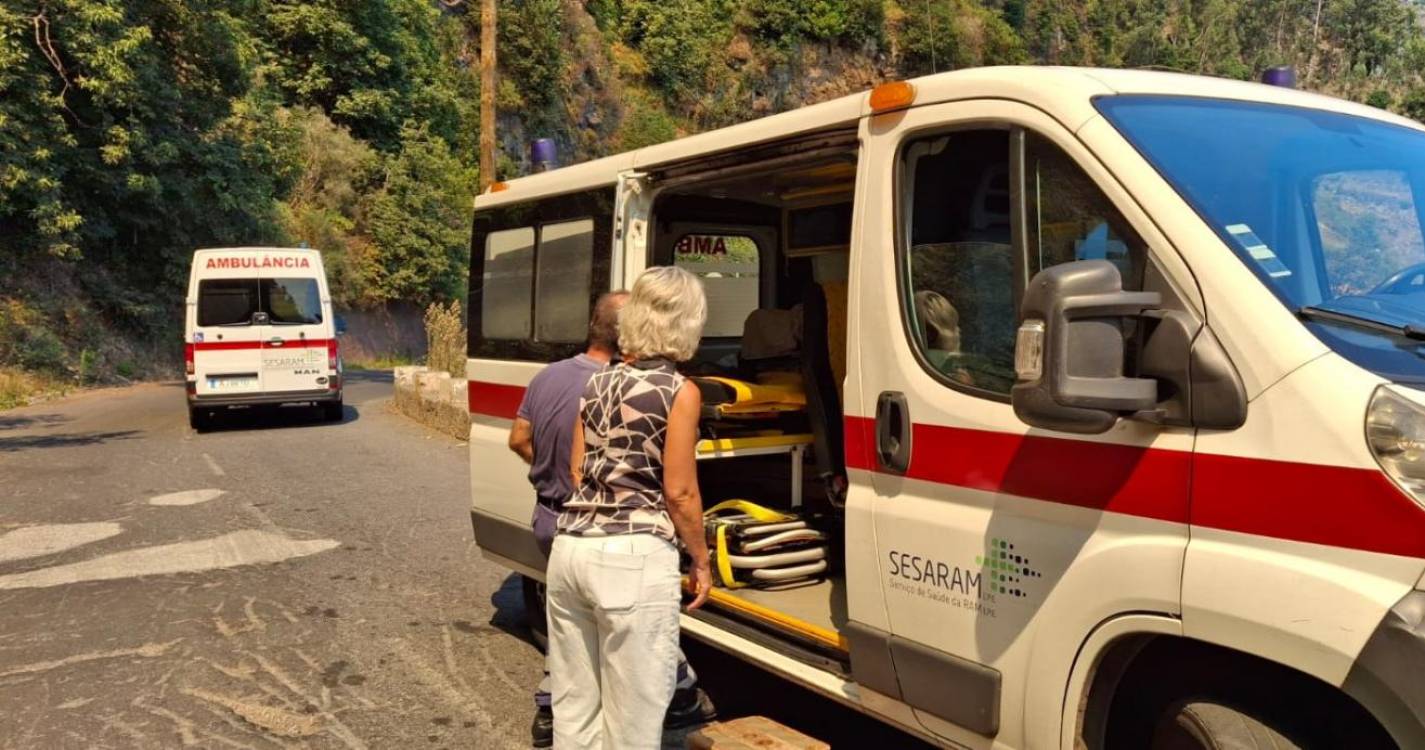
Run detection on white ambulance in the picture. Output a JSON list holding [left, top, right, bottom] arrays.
[[465, 68, 1425, 749], [184, 247, 343, 430]]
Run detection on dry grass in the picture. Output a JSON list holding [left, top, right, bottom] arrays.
[[0, 368, 67, 411], [423, 301, 466, 379]]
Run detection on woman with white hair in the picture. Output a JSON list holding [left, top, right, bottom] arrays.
[[546, 266, 713, 750]]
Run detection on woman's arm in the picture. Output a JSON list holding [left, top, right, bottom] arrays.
[[663, 381, 711, 610], [569, 414, 586, 491]]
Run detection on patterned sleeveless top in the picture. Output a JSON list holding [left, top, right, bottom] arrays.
[[558, 359, 683, 543]]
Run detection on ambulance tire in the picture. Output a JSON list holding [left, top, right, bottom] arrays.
[[1148, 701, 1299, 750], [1104, 639, 1393, 750], [521, 575, 549, 653], [321, 400, 344, 422], [188, 406, 211, 432]]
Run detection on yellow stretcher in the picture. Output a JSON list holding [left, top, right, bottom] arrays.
[[693, 372, 806, 419]]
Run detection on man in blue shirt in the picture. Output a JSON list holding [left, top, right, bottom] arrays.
[[509, 291, 715, 748]]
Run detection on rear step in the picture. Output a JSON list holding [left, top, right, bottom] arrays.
[[688, 716, 829, 750]]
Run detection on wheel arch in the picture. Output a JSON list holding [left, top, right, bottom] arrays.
[[1066, 625, 1397, 749], [1058, 613, 1180, 750]]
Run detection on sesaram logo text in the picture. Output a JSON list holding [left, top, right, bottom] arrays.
[[206, 256, 311, 270], [884, 537, 1042, 619]]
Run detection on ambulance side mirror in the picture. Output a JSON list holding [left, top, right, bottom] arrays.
[[1011, 260, 1160, 435]]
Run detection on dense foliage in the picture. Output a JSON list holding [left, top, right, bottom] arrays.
[[0, 0, 476, 384], [6, 0, 1425, 388]]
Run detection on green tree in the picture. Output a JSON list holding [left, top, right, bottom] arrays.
[[620, 0, 731, 96], [495, 0, 569, 133], [739, 0, 883, 46], [361, 124, 476, 306], [262, 0, 468, 152], [1327, 0, 1412, 78], [1400, 87, 1425, 123], [280, 109, 380, 307], [0, 0, 297, 287], [899, 0, 1028, 76]]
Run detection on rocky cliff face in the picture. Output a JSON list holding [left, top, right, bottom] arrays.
[[487, 0, 1425, 177], [492, 0, 907, 173]]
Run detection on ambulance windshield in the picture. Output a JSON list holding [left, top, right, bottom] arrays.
[[1100, 95, 1425, 382]]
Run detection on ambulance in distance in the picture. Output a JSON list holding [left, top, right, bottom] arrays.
[[464, 67, 1425, 749], [184, 247, 343, 430]]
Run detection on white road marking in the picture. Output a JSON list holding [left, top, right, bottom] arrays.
[[0, 530, 340, 590], [149, 489, 226, 506], [202, 453, 226, 477], [182, 687, 323, 738], [0, 523, 123, 565], [0, 639, 181, 678]]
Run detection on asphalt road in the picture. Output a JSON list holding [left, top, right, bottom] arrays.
[[0, 373, 932, 749]]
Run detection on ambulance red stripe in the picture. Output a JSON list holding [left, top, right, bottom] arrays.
[[194, 339, 335, 351], [1191, 452, 1425, 558], [467, 380, 525, 420], [845, 415, 1425, 559], [843, 416, 1192, 522], [469, 380, 1425, 559]]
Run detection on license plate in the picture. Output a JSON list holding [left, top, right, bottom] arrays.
[[207, 376, 257, 390]]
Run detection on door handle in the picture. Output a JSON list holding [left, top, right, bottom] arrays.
[[267, 337, 284, 347], [875, 391, 911, 474]]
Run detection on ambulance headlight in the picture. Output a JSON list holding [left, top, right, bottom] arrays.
[[1366, 385, 1425, 500]]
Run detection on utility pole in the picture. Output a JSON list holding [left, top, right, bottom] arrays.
[[479, 0, 496, 192]]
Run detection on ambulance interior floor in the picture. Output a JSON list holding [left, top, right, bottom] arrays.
[[711, 574, 848, 646]]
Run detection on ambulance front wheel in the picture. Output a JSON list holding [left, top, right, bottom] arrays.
[[1102, 638, 1392, 750]]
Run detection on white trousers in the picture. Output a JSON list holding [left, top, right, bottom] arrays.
[[546, 533, 681, 750]]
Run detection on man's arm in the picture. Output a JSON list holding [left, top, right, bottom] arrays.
[[663, 382, 711, 610], [508, 417, 534, 465]]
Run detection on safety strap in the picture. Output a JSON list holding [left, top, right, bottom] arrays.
[[714, 524, 746, 589], [704, 499, 795, 523]]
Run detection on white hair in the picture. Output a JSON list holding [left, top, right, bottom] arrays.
[[618, 266, 707, 362]]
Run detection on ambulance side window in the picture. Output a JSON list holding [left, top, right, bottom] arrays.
[[900, 129, 1147, 398], [1023, 132, 1147, 292], [198, 279, 260, 327], [481, 227, 536, 339], [901, 129, 1018, 396], [534, 219, 595, 342]]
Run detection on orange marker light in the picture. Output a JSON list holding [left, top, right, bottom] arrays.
[[869, 81, 916, 113], [488, 181, 509, 193]]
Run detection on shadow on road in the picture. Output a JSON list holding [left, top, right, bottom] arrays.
[[198, 403, 362, 434], [482, 568, 936, 748], [489, 572, 541, 650], [343, 369, 394, 385], [0, 429, 141, 452], [0, 413, 71, 431]]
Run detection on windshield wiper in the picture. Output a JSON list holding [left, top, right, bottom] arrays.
[[1297, 305, 1425, 340]]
